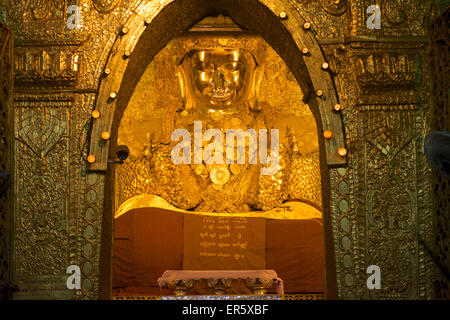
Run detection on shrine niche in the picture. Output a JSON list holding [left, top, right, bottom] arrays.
[[116, 32, 322, 212], [0, 0, 440, 301], [111, 22, 326, 296]]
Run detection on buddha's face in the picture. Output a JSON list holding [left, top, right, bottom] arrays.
[[180, 49, 257, 110]]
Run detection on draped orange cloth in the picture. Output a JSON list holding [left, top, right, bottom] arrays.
[[113, 203, 324, 295]]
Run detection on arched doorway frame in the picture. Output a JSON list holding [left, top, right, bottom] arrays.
[[87, 0, 347, 299]]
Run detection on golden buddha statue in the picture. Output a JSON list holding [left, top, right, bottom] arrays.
[[118, 35, 321, 215], [117, 35, 322, 216]]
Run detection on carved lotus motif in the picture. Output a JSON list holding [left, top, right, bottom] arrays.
[[207, 278, 234, 295], [16, 108, 67, 157], [244, 277, 274, 295], [384, 1, 407, 25]]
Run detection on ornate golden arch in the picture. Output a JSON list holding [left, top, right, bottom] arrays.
[[89, 0, 347, 299]]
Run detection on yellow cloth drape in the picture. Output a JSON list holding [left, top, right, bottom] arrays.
[[115, 194, 322, 221]]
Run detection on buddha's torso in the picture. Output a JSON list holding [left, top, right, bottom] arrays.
[[148, 108, 290, 212]]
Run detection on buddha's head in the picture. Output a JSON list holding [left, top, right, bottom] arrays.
[[178, 47, 264, 112]]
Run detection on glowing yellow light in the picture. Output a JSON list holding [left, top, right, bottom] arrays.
[[91, 110, 100, 119], [302, 48, 309, 55], [101, 131, 111, 140], [322, 62, 329, 70], [110, 92, 117, 99], [323, 130, 333, 139], [338, 148, 348, 157], [316, 90, 323, 97], [87, 155, 96, 163], [303, 22, 311, 30], [279, 12, 287, 19], [233, 51, 239, 62], [200, 51, 205, 62], [72, 55, 79, 72], [201, 72, 207, 81]]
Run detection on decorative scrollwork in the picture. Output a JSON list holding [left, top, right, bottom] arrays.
[[16, 107, 68, 157], [384, 1, 407, 25], [14, 102, 71, 278], [18, 0, 64, 21]]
